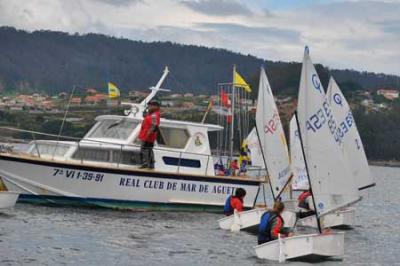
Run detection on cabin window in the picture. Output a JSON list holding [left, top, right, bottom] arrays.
[[30, 143, 70, 157], [72, 148, 110, 162], [112, 150, 141, 165], [162, 156, 201, 168], [88, 119, 137, 140], [157, 127, 190, 149]]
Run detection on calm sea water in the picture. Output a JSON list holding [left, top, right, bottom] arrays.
[[0, 166, 399, 266]]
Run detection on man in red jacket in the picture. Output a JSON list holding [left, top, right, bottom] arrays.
[[138, 100, 161, 169]]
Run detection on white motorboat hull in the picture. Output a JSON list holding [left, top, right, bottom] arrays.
[[297, 208, 355, 228], [218, 209, 297, 232], [0, 191, 19, 209], [254, 232, 344, 262], [0, 154, 261, 212]]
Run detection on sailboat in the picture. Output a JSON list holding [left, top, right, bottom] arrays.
[[289, 115, 357, 228], [326, 76, 375, 190], [294, 76, 375, 228], [218, 67, 297, 232], [254, 47, 360, 261]]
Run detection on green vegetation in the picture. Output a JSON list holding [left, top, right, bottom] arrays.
[[1, 26, 399, 97]]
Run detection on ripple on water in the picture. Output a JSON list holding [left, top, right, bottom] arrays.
[[0, 166, 399, 265]]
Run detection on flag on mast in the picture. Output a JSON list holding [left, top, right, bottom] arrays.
[[108, 82, 120, 98], [220, 89, 231, 107], [234, 70, 251, 93]]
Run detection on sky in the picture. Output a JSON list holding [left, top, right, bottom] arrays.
[[0, 0, 399, 75]]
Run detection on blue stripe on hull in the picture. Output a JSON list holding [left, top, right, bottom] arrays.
[[18, 194, 227, 213]]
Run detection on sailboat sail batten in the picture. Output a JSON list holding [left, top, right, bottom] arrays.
[[326, 77, 375, 190], [255, 68, 291, 198], [297, 48, 360, 217]]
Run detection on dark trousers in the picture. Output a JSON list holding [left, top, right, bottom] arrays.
[[140, 142, 155, 168], [297, 210, 316, 219]]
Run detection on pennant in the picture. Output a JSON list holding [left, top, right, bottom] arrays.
[[108, 82, 120, 98], [234, 70, 251, 93]]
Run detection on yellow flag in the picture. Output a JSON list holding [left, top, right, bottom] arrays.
[[234, 71, 251, 93], [108, 82, 120, 98]]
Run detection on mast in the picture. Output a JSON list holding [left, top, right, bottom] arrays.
[[294, 111, 322, 233], [230, 64, 236, 158]]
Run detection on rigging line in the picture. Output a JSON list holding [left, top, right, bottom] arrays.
[[168, 71, 186, 94], [52, 85, 77, 160]]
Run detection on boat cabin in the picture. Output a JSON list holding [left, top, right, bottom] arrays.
[[26, 115, 223, 176]]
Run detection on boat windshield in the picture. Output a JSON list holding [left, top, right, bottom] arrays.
[[87, 119, 138, 140]]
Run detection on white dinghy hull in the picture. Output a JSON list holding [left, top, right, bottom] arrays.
[[0, 191, 19, 209], [218, 208, 266, 232], [254, 232, 344, 262], [298, 208, 355, 229], [218, 209, 297, 232]]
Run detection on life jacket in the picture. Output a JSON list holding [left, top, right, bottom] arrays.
[[257, 211, 279, 244], [223, 195, 233, 215], [298, 191, 311, 209]]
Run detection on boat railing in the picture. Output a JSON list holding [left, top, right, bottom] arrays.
[[0, 126, 266, 178]]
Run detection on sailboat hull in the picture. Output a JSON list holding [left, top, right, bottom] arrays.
[[0, 191, 19, 209], [254, 232, 344, 262], [0, 154, 261, 212], [297, 208, 356, 229], [218, 209, 297, 232]]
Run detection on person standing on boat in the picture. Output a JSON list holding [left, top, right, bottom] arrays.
[[138, 100, 161, 169], [239, 142, 250, 175], [224, 188, 246, 215], [230, 159, 239, 176], [258, 201, 292, 244]]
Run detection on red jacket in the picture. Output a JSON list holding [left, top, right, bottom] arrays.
[[271, 215, 284, 239], [298, 191, 311, 203], [138, 110, 160, 143], [230, 196, 244, 212]]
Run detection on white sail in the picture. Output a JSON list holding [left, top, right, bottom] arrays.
[[326, 77, 375, 190], [289, 115, 309, 190], [245, 127, 264, 168], [296, 47, 360, 217], [255, 67, 291, 198]]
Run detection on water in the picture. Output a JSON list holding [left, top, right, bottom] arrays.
[[0, 166, 399, 266]]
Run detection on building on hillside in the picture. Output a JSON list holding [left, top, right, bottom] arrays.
[[41, 100, 55, 110], [182, 102, 195, 109], [58, 92, 68, 99], [361, 99, 373, 107], [86, 88, 97, 95], [377, 88, 399, 100], [170, 93, 183, 98], [70, 97, 82, 105], [85, 94, 108, 104], [183, 93, 194, 98], [161, 100, 176, 107]]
